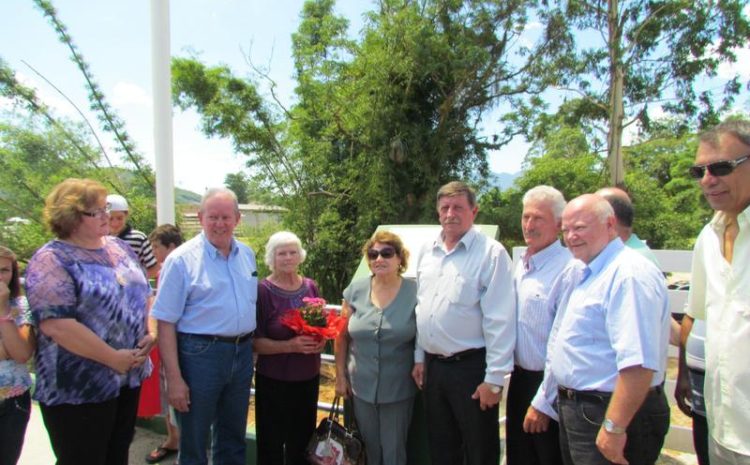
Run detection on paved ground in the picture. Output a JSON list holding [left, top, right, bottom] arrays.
[[18, 400, 697, 465]]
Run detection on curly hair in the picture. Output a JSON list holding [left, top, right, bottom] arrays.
[[44, 178, 108, 239], [362, 230, 409, 275]]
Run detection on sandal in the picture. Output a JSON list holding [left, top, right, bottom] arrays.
[[145, 445, 178, 464]]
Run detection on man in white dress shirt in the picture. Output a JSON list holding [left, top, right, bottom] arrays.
[[412, 181, 515, 465], [682, 120, 750, 465]]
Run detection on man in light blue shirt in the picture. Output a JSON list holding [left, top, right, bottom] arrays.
[[537, 194, 670, 465], [507, 186, 571, 465], [412, 181, 515, 465], [152, 188, 258, 465]]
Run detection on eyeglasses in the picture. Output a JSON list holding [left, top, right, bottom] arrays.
[[81, 206, 111, 218], [688, 154, 749, 180], [367, 247, 396, 260]]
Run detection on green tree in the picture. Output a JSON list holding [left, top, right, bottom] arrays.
[[480, 118, 712, 249], [32, 0, 155, 191], [172, 0, 568, 298], [541, 0, 749, 184], [224, 172, 250, 204]]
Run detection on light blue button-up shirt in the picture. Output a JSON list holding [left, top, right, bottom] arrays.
[[151, 232, 258, 336], [415, 227, 516, 385], [513, 240, 573, 371], [531, 239, 669, 419]]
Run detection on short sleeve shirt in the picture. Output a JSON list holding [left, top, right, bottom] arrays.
[[0, 296, 33, 400], [25, 238, 151, 405]]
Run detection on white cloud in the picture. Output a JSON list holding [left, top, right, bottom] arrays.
[[111, 82, 151, 107], [717, 46, 750, 80], [11, 71, 79, 117]]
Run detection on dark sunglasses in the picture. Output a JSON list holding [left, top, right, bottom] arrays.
[[367, 247, 396, 260], [688, 154, 749, 180]]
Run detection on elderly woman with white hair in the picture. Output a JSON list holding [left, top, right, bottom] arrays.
[[253, 231, 326, 465]]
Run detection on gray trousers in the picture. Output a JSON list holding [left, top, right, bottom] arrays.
[[351, 396, 414, 465]]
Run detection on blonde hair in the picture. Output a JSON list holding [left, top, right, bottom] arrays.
[[44, 178, 108, 239], [436, 181, 476, 208]]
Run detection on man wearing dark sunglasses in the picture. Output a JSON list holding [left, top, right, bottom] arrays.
[[681, 119, 750, 465], [412, 181, 515, 465]]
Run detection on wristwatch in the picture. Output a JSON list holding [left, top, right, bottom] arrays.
[[488, 383, 502, 394], [602, 418, 626, 434]]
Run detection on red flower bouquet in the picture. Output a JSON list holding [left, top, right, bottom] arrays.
[[280, 297, 347, 340]]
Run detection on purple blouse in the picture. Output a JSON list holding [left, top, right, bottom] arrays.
[[25, 238, 151, 405], [255, 277, 321, 381]]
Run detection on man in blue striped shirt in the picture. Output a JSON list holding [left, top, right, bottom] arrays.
[[507, 186, 571, 465]]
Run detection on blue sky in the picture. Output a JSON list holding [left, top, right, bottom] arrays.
[[1, 1, 748, 194], [1, 0, 375, 193]]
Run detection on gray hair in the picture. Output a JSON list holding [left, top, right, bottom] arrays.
[[522, 185, 566, 221], [264, 231, 307, 272], [700, 119, 750, 148], [201, 187, 239, 214]]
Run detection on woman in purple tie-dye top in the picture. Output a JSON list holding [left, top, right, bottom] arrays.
[[25, 179, 153, 465]]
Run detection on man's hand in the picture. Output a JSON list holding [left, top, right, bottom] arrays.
[[411, 363, 424, 389], [471, 382, 501, 410], [523, 406, 550, 433], [674, 367, 693, 417], [596, 428, 628, 464], [167, 375, 191, 413]]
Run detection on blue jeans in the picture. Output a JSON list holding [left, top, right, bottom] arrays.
[[558, 387, 669, 465], [176, 334, 254, 465], [0, 390, 31, 465]]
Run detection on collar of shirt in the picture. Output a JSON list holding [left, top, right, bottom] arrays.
[[432, 226, 479, 254], [200, 232, 239, 259], [709, 205, 750, 236], [522, 240, 565, 273], [580, 238, 625, 283]]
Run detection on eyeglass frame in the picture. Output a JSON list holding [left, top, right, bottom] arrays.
[[688, 154, 750, 180], [81, 206, 112, 218], [366, 247, 397, 260]]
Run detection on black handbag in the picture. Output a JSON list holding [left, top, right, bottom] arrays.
[[306, 396, 365, 465]]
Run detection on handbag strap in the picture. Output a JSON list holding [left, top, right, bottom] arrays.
[[328, 396, 342, 423]]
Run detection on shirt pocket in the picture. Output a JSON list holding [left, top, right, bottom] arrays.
[[448, 275, 481, 306]]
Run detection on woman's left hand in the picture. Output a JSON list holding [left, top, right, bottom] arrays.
[[133, 333, 157, 366]]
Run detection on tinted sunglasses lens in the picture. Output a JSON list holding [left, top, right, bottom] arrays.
[[379, 248, 396, 259], [707, 162, 734, 176], [367, 248, 396, 260], [688, 166, 705, 179]]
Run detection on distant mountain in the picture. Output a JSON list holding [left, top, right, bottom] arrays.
[[176, 187, 202, 204], [488, 171, 520, 191]]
